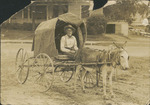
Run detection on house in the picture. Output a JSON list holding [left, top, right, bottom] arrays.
[[8, 0, 121, 24], [7, 0, 149, 25], [9, 0, 92, 24]]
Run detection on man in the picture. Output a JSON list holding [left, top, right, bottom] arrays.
[[142, 18, 148, 26], [142, 16, 150, 32], [60, 25, 78, 56]]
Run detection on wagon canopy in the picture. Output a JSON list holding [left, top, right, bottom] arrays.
[[33, 13, 87, 57]]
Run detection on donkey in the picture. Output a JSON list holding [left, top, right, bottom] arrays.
[[74, 41, 129, 99]]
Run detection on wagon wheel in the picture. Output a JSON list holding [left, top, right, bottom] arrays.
[[55, 66, 74, 83], [32, 53, 54, 92], [15, 48, 30, 84], [83, 69, 96, 88]]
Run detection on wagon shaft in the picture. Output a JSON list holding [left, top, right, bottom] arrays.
[[54, 61, 111, 66], [22, 62, 112, 67], [22, 62, 111, 67]]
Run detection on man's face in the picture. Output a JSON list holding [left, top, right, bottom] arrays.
[[66, 28, 73, 37]]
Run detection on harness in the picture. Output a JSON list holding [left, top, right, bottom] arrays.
[[75, 48, 123, 68], [110, 49, 122, 67], [96, 49, 121, 67]]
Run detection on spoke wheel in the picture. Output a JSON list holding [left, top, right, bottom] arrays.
[[32, 53, 54, 92], [84, 70, 96, 88], [15, 48, 29, 84], [55, 66, 74, 83]]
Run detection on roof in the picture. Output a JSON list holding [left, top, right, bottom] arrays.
[[33, 0, 90, 2]]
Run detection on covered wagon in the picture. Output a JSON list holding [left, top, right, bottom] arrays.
[[32, 13, 87, 58], [15, 13, 93, 92], [15, 13, 127, 96]]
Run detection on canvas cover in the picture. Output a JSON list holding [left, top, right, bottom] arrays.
[[58, 13, 82, 27], [33, 13, 87, 57]]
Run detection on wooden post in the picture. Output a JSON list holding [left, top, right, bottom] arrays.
[[28, 7, 30, 22], [48, 4, 53, 19], [148, 1, 150, 16], [22, 10, 24, 19], [46, 5, 49, 20], [32, 11, 35, 31], [8, 18, 11, 23], [32, 5, 36, 31]]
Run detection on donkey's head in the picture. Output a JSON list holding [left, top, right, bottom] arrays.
[[112, 41, 129, 70]]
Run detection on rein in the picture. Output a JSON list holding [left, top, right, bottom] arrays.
[[98, 48, 122, 67]]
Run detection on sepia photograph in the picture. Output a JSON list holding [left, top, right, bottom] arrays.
[[1, 0, 150, 105]]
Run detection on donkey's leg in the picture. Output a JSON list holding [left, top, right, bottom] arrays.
[[114, 68, 118, 81], [96, 66, 100, 87], [81, 67, 87, 93], [109, 68, 115, 98], [74, 65, 82, 93], [101, 65, 107, 98]]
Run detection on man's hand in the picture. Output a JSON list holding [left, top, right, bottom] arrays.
[[70, 47, 76, 51], [70, 50, 76, 54]]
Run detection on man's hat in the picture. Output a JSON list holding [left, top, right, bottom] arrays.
[[64, 25, 75, 33]]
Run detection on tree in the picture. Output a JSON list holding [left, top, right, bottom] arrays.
[[103, 0, 149, 24], [86, 14, 107, 35], [137, 2, 149, 17]]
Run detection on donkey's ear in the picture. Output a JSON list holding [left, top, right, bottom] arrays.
[[123, 41, 127, 48], [113, 42, 120, 48]]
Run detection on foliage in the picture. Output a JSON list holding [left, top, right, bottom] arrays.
[[86, 14, 107, 35], [103, 0, 149, 24], [137, 3, 149, 17]]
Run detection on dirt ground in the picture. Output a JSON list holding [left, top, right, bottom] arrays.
[[1, 35, 150, 105]]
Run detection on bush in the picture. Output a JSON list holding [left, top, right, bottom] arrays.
[[2, 23, 39, 31], [86, 14, 107, 35], [2, 23, 22, 30], [22, 23, 33, 31]]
